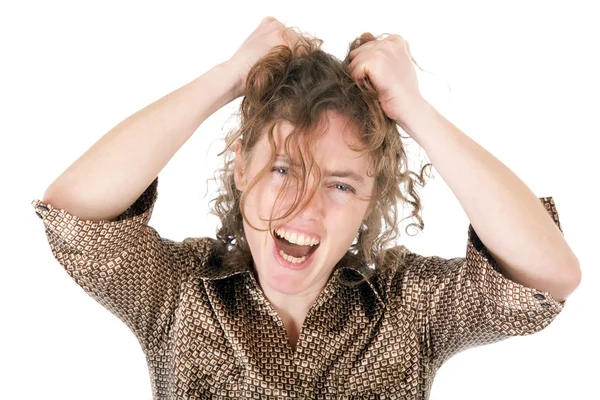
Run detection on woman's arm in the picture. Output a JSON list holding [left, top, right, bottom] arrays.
[[42, 16, 301, 222], [41, 62, 240, 222], [347, 34, 581, 302], [398, 101, 581, 302]]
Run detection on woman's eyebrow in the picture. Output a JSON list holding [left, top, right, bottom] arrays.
[[275, 155, 365, 184], [323, 169, 365, 184]]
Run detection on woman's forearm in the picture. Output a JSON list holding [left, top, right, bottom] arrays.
[[396, 101, 581, 302], [42, 61, 241, 221]]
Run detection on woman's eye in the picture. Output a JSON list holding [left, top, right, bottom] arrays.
[[333, 183, 355, 193], [272, 166, 289, 175], [272, 166, 355, 193]]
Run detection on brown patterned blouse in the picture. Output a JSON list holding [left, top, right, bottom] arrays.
[[31, 177, 566, 399]]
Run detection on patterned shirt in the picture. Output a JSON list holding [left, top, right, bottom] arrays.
[[31, 177, 566, 399]]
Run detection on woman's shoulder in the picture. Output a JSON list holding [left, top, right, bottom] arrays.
[[182, 236, 221, 258], [375, 245, 449, 302], [181, 236, 226, 271], [378, 245, 429, 277], [379, 245, 461, 281]]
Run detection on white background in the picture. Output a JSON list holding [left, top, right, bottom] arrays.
[[2, 0, 598, 399]]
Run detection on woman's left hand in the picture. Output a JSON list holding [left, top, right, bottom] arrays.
[[347, 33, 425, 124]]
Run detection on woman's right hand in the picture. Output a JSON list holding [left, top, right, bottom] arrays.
[[226, 16, 305, 98]]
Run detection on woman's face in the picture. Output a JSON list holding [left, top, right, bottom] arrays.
[[234, 110, 375, 296]]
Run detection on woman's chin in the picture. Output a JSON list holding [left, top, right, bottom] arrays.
[[253, 243, 332, 296], [262, 270, 309, 295]]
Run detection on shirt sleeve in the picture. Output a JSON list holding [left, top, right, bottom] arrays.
[[421, 196, 566, 366], [31, 177, 192, 355]]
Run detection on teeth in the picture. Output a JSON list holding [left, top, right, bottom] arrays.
[[279, 249, 307, 264], [275, 228, 320, 246]]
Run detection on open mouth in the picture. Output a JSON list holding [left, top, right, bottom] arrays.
[[273, 230, 320, 264]]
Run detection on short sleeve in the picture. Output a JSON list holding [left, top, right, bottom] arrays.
[[423, 197, 566, 366], [31, 177, 192, 355]]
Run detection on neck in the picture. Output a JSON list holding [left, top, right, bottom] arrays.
[[259, 281, 326, 349], [264, 287, 317, 326]]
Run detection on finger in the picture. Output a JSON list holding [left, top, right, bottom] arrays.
[[262, 16, 278, 25], [348, 38, 376, 60], [282, 27, 296, 46], [284, 28, 310, 56], [348, 46, 362, 60], [352, 64, 367, 81], [347, 49, 363, 78], [346, 53, 360, 78], [359, 32, 377, 43], [281, 28, 299, 52], [347, 56, 368, 81]]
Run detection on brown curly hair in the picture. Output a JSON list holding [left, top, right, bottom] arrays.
[[209, 29, 433, 282]]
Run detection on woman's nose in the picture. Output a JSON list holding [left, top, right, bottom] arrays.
[[296, 186, 325, 220]]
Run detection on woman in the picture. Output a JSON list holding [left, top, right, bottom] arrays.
[[32, 16, 580, 399]]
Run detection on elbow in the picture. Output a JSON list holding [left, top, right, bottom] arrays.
[[567, 258, 582, 293], [554, 257, 582, 302]]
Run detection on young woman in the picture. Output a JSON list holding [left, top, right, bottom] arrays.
[[32, 16, 580, 399]]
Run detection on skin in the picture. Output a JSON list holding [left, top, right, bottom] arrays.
[[40, 14, 580, 351], [231, 26, 581, 348], [348, 33, 581, 301], [40, 17, 303, 222], [233, 110, 375, 347]]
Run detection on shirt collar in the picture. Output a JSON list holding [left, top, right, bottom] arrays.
[[191, 238, 385, 309]]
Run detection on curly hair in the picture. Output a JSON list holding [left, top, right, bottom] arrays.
[[209, 29, 433, 283]]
